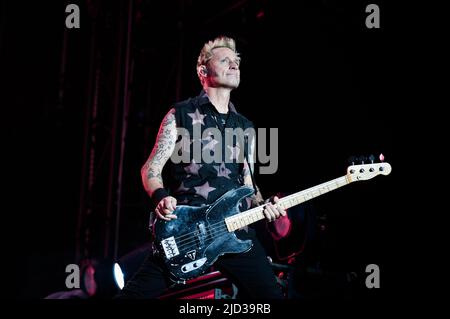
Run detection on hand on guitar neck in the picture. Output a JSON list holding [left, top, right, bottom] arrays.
[[261, 195, 287, 222]]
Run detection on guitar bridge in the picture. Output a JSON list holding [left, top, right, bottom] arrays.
[[161, 236, 179, 259]]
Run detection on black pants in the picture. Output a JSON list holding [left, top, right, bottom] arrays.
[[116, 229, 283, 299]]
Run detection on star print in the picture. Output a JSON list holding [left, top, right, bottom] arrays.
[[203, 131, 214, 139], [188, 109, 206, 126], [184, 159, 203, 175], [227, 145, 241, 161], [199, 132, 219, 151], [194, 181, 216, 200], [203, 137, 219, 151], [214, 163, 231, 179]]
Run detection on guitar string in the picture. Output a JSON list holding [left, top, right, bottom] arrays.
[[170, 210, 268, 253], [174, 210, 269, 253], [176, 224, 229, 254], [174, 219, 248, 252], [171, 205, 267, 246], [167, 215, 257, 254], [167, 200, 291, 253], [171, 220, 245, 253], [169, 195, 309, 254], [169, 204, 266, 243]]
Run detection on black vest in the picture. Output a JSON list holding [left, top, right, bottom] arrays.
[[167, 92, 254, 207]]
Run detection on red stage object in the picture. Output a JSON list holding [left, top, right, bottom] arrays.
[[158, 270, 235, 299]]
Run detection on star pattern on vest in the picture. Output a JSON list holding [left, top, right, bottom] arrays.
[[184, 159, 203, 175], [194, 181, 216, 199], [214, 163, 232, 179], [203, 136, 219, 151], [188, 109, 206, 126], [196, 131, 219, 153]]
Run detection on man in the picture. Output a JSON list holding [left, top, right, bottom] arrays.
[[117, 36, 285, 299]]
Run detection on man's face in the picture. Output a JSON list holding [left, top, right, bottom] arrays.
[[206, 47, 240, 89]]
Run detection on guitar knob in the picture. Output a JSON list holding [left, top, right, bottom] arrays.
[[379, 167, 384, 171], [369, 168, 374, 172], [359, 168, 365, 173], [350, 169, 355, 174]]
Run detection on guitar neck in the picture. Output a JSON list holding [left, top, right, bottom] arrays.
[[224, 175, 350, 232]]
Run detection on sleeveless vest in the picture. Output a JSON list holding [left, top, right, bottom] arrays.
[[167, 91, 254, 207]]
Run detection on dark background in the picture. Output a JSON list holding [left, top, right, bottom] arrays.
[[2, 0, 402, 299]]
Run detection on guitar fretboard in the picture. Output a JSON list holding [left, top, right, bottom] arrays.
[[224, 175, 350, 232]]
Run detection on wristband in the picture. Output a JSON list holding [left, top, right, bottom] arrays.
[[152, 188, 169, 206]]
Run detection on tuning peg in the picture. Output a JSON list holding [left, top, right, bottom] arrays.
[[369, 154, 375, 163], [348, 156, 357, 165], [359, 155, 367, 164], [379, 153, 385, 162]]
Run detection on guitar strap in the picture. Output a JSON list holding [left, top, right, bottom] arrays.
[[244, 135, 258, 195]]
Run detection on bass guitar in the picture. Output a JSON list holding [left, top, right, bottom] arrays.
[[152, 162, 392, 283]]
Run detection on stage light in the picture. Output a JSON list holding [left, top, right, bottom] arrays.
[[113, 262, 125, 289], [80, 258, 121, 298]]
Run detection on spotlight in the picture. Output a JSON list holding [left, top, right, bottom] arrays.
[[113, 262, 125, 290], [80, 258, 121, 298]]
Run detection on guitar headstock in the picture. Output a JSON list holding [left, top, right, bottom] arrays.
[[346, 154, 392, 182]]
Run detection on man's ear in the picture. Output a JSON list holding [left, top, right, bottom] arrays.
[[201, 66, 208, 76]]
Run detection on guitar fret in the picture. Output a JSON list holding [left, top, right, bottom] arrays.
[[278, 176, 349, 210]]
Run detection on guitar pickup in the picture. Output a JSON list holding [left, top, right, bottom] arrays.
[[161, 236, 179, 259], [196, 223, 207, 246], [181, 257, 207, 273]]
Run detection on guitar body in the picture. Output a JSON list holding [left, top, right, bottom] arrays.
[[153, 186, 255, 282]]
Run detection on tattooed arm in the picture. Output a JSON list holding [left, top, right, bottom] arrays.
[[141, 108, 178, 220]]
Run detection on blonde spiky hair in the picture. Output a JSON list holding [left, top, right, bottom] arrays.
[[196, 36, 240, 84]]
